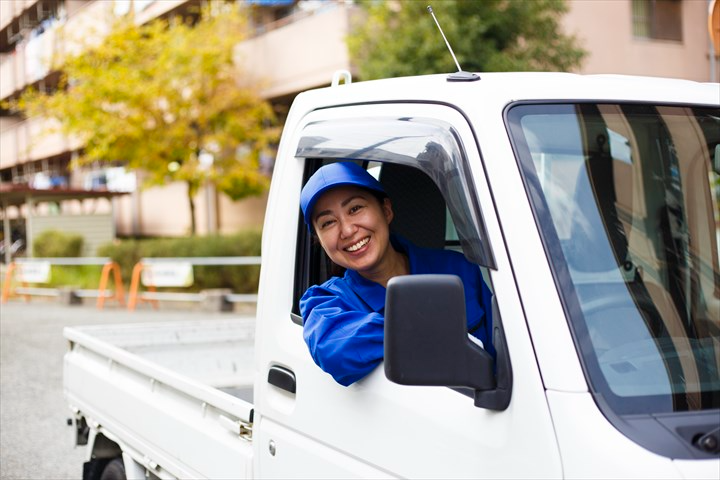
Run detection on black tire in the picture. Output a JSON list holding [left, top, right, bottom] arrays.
[[99, 458, 126, 480]]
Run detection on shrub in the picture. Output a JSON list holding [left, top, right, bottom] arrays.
[[97, 238, 142, 286], [97, 229, 262, 293], [33, 230, 84, 258], [48, 265, 103, 289]]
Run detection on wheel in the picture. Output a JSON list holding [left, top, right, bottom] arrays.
[[99, 458, 126, 480]]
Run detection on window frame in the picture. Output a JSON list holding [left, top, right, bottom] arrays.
[[631, 0, 683, 42], [291, 114, 497, 323], [504, 99, 720, 460]]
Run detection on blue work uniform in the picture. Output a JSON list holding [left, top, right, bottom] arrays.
[[300, 236, 494, 386]]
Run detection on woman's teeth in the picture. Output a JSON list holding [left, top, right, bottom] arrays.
[[346, 237, 369, 252]]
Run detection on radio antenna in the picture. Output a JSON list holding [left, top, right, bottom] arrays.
[[427, 5, 479, 82]]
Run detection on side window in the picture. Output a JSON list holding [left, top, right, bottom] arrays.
[[291, 159, 493, 324], [378, 162, 448, 250], [290, 116, 496, 325]]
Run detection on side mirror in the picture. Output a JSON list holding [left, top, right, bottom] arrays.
[[384, 274, 512, 410]]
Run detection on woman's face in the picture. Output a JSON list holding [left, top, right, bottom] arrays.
[[312, 186, 394, 278]]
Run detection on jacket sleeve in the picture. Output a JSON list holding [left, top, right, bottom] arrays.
[[446, 252, 495, 358], [300, 286, 384, 386], [465, 266, 496, 359]]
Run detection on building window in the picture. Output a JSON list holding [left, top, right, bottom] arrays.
[[632, 0, 683, 41]]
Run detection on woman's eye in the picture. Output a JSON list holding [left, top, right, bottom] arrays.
[[320, 219, 335, 229], [349, 204, 364, 214]]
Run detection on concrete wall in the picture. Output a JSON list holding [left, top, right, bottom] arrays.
[[112, 182, 268, 237], [217, 191, 268, 235]]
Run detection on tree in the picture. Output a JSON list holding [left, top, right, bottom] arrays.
[[14, 3, 277, 234], [347, 0, 586, 80]]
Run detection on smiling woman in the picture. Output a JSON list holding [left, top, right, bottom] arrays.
[[301, 163, 403, 287], [311, 186, 404, 285], [298, 162, 495, 387]]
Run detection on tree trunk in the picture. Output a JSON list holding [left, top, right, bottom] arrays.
[[187, 182, 197, 235]]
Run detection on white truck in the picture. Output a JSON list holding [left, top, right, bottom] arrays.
[[64, 71, 720, 479]]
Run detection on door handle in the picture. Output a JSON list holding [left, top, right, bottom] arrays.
[[268, 365, 296, 394]]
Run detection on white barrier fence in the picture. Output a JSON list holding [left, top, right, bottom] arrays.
[[127, 256, 261, 311], [1, 257, 124, 309]]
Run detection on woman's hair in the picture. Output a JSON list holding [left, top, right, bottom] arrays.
[[368, 188, 389, 206]]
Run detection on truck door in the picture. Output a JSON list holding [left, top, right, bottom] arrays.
[[254, 103, 562, 478]]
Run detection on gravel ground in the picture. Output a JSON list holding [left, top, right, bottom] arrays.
[[0, 298, 248, 480]]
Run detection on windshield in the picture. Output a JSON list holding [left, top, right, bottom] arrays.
[[507, 103, 720, 415]]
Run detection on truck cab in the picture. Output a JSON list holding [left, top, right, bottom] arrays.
[[256, 73, 720, 478], [65, 72, 720, 479]]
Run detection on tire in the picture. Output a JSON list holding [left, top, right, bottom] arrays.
[[99, 458, 126, 480]]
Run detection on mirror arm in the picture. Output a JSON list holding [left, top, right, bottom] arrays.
[[474, 297, 513, 410]]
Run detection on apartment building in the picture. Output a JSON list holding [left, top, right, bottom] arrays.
[[0, 0, 353, 259], [0, 0, 716, 258]]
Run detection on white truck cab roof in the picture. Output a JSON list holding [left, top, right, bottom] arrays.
[[292, 72, 719, 111]]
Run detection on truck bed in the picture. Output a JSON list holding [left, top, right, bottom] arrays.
[[63, 317, 256, 478]]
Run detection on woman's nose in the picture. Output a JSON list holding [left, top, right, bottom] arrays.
[[339, 218, 357, 239]]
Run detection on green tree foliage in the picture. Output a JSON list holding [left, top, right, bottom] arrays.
[[15, 4, 277, 234], [347, 0, 586, 80]]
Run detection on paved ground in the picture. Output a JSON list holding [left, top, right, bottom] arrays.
[[0, 298, 250, 480]]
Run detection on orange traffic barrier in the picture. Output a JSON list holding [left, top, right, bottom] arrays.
[[127, 261, 158, 311], [1, 257, 125, 309]]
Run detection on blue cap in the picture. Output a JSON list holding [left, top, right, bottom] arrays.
[[301, 162, 385, 230]]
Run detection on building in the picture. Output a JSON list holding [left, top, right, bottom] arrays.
[[0, 0, 355, 260], [1, 0, 716, 260], [563, 0, 718, 82]]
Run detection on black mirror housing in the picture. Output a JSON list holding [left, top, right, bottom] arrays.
[[384, 274, 494, 389], [384, 274, 512, 410]]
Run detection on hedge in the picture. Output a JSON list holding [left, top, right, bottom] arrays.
[[33, 229, 84, 258], [97, 230, 262, 293]]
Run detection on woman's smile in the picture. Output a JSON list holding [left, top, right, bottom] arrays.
[[345, 236, 370, 253]]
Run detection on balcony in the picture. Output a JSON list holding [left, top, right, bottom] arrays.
[[0, 0, 63, 53], [0, 116, 81, 170], [0, 1, 141, 101], [1, 1, 44, 34], [0, 22, 57, 100], [236, 3, 355, 99]]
